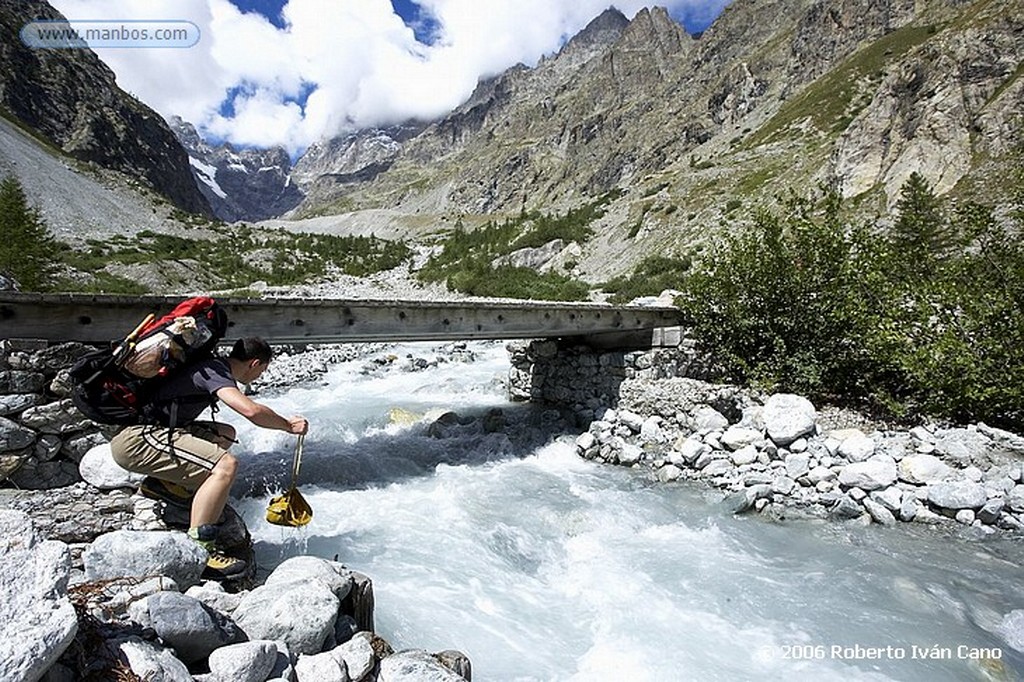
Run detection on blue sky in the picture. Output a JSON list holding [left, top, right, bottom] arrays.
[[50, 0, 731, 154]]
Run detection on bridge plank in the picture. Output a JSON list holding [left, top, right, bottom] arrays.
[[0, 293, 683, 345]]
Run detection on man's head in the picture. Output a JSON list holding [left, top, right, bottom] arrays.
[[228, 337, 272, 383]]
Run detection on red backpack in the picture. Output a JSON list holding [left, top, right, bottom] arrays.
[[69, 297, 229, 425]]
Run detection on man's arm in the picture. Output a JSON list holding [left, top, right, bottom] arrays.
[[215, 386, 308, 434]]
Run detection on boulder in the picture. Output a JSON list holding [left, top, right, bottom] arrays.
[[837, 431, 875, 462], [332, 631, 376, 681], [927, 482, 988, 510], [83, 530, 207, 588], [117, 637, 193, 682], [692, 406, 728, 432], [838, 455, 897, 491], [898, 454, 952, 485], [762, 394, 816, 446], [0, 510, 78, 682], [207, 641, 279, 682], [720, 426, 761, 451], [145, 591, 245, 663], [934, 429, 992, 467], [0, 415, 36, 453], [79, 443, 145, 490], [294, 651, 348, 681], [1008, 485, 1024, 513], [378, 650, 467, 682]]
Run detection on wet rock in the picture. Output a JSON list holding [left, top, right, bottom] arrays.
[[977, 498, 1005, 524], [379, 650, 467, 682], [657, 464, 683, 482], [863, 498, 897, 525], [829, 496, 864, 520]]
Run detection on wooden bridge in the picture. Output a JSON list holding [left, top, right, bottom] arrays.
[[0, 293, 686, 349]]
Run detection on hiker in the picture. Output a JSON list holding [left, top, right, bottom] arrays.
[[109, 336, 308, 579]]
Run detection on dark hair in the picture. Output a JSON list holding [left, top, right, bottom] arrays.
[[229, 337, 273, 364]]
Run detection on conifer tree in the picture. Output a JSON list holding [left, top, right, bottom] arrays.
[[0, 175, 56, 291], [890, 172, 953, 274]]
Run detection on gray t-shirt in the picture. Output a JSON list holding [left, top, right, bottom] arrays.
[[148, 357, 236, 426]]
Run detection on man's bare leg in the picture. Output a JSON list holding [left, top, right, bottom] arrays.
[[190, 453, 238, 528]]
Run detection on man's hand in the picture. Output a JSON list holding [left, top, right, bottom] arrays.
[[287, 416, 309, 435]]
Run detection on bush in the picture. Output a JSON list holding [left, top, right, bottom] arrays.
[[674, 174, 1024, 430]]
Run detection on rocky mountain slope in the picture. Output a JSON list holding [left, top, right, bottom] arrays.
[[0, 0, 210, 216], [286, 0, 1023, 281], [169, 117, 302, 222]]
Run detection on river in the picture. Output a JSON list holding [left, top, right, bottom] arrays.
[[222, 341, 1023, 681]]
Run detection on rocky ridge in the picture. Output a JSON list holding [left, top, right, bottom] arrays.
[[170, 117, 303, 223], [0, 1, 211, 216], [284, 0, 1023, 282]]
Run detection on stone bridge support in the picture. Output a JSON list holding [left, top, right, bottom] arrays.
[[506, 330, 717, 425]]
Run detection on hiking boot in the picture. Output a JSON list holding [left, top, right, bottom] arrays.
[[139, 476, 194, 508], [188, 524, 247, 580]]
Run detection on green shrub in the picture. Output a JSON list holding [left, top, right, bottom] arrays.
[[604, 255, 692, 304]]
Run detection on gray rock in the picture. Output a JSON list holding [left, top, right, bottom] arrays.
[[265, 555, 354, 598], [927, 481, 988, 510], [955, 509, 976, 525], [0, 393, 44, 417], [785, 453, 811, 479], [294, 651, 348, 681], [910, 426, 936, 444], [869, 487, 903, 513], [898, 454, 952, 485], [935, 429, 992, 468], [617, 443, 643, 465], [977, 498, 1005, 524], [899, 497, 919, 522], [838, 455, 898, 491], [79, 442, 145, 490], [863, 498, 896, 525], [771, 476, 796, 496], [723, 485, 771, 514], [692, 406, 728, 432], [185, 581, 244, 615], [676, 436, 707, 464], [0, 415, 36, 453], [0, 510, 78, 682], [234, 577, 339, 655], [332, 632, 376, 682], [618, 410, 644, 432], [1008, 485, 1024, 513], [575, 432, 595, 452], [806, 466, 836, 485], [19, 399, 92, 435], [702, 459, 734, 478], [639, 416, 666, 443], [207, 641, 279, 682], [146, 591, 245, 664], [830, 496, 864, 520], [838, 431, 875, 462], [378, 650, 466, 682], [0, 370, 46, 394], [721, 426, 761, 451], [34, 434, 63, 462], [657, 464, 683, 483], [8, 458, 80, 490], [729, 445, 759, 466], [998, 610, 1024, 653], [762, 394, 816, 446], [117, 637, 193, 682], [83, 530, 207, 588]]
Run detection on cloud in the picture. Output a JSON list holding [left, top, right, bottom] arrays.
[[48, 0, 730, 155]]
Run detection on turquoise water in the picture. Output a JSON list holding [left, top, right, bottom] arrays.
[[224, 342, 1024, 681]]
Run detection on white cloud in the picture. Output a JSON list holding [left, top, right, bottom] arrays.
[[48, 0, 730, 155]]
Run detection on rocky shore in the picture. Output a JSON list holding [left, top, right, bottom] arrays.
[[0, 339, 472, 682], [4, 333, 1024, 679]]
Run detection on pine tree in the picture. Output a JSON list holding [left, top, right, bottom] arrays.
[[0, 175, 57, 291], [890, 172, 953, 275]]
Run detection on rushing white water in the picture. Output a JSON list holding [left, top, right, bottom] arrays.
[[222, 342, 1024, 681]]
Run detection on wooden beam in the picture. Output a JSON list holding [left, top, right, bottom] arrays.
[[0, 293, 684, 346]]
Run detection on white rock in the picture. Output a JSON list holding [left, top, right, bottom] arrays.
[[762, 394, 816, 446], [378, 650, 465, 682], [789, 438, 808, 453], [294, 651, 347, 682], [618, 410, 644, 432], [898, 454, 952, 485], [618, 443, 643, 466], [863, 498, 897, 525], [839, 455, 898, 491], [928, 482, 988, 510], [807, 466, 836, 484], [331, 632, 376, 681], [84, 530, 207, 588], [910, 426, 936, 443], [207, 641, 278, 682], [640, 416, 666, 443], [78, 442, 145, 490], [118, 637, 193, 682], [233, 577, 339, 655], [955, 510, 976, 525], [677, 437, 707, 464], [0, 511, 77, 682], [730, 445, 759, 466], [692, 406, 728, 432], [657, 464, 683, 483], [838, 431, 875, 462], [721, 426, 761, 451], [574, 432, 596, 451], [869, 487, 903, 513], [785, 453, 811, 479]]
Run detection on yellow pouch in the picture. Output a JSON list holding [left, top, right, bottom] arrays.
[[266, 487, 312, 527], [266, 434, 312, 527]]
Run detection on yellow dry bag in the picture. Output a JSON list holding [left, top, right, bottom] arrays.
[[266, 434, 312, 527]]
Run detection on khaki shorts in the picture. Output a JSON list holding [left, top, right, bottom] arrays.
[[110, 421, 230, 491]]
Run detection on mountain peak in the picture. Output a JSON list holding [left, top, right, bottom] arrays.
[[559, 7, 630, 60]]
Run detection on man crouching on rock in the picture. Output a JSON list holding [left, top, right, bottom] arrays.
[[110, 337, 309, 580]]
